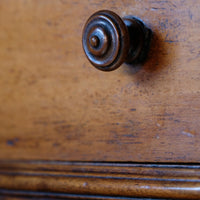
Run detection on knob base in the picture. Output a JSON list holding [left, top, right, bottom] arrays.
[[123, 17, 152, 65]]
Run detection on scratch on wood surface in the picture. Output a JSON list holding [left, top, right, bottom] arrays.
[[181, 131, 194, 138]]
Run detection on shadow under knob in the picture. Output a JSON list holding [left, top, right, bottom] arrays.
[[82, 10, 152, 71]]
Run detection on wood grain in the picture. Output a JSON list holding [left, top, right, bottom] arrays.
[[0, 161, 200, 199], [0, 0, 200, 162]]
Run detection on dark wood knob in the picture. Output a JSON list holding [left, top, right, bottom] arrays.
[[82, 10, 152, 71]]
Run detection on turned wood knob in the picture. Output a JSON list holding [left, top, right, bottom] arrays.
[[82, 10, 152, 71]]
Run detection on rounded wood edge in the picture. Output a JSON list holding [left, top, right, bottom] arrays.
[[0, 161, 200, 199]]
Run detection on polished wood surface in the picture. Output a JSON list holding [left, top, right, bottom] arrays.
[[0, 0, 200, 163], [1, 1, 200, 199], [1, 161, 200, 199]]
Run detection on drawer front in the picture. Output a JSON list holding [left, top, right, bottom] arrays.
[[0, 0, 200, 162]]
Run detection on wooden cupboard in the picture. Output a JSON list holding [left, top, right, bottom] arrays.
[[0, 0, 200, 199]]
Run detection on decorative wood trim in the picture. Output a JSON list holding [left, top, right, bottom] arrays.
[[0, 161, 200, 199], [0, 190, 168, 200]]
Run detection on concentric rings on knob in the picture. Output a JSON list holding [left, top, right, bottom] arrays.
[[87, 26, 109, 57], [82, 10, 129, 71]]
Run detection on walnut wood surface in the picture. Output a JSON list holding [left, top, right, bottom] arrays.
[[0, 161, 200, 199], [0, 0, 200, 162]]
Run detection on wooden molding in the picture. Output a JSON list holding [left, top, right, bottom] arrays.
[[0, 161, 200, 199]]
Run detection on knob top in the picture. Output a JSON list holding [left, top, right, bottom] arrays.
[[90, 36, 99, 48], [82, 10, 129, 71]]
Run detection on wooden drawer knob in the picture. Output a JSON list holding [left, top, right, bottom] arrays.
[[82, 10, 152, 71]]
